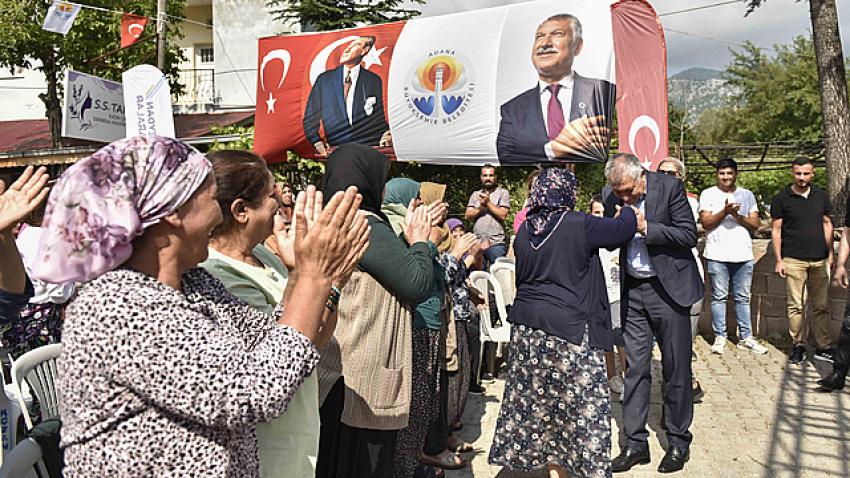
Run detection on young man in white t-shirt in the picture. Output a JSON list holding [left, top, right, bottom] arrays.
[[699, 158, 767, 355]]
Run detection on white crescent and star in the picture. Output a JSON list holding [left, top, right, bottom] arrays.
[[128, 23, 144, 38], [260, 49, 292, 114], [628, 115, 661, 169]]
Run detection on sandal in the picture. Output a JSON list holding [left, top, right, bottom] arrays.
[[419, 451, 468, 470], [447, 436, 474, 453]]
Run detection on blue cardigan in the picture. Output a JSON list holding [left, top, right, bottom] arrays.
[[509, 207, 636, 351]]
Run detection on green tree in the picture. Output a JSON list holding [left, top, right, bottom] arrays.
[[266, 0, 424, 31], [745, 0, 850, 224], [0, 0, 186, 147]]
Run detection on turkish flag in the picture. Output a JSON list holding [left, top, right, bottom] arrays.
[[254, 22, 405, 162], [121, 13, 149, 48], [612, 0, 669, 170]]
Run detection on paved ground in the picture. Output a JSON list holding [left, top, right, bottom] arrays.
[[448, 336, 850, 478]]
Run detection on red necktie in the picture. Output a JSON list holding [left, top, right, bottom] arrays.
[[546, 83, 565, 140]]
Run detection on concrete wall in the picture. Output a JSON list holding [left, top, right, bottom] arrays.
[[698, 239, 847, 345], [177, 5, 214, 70], [212, 0, 298, 109]]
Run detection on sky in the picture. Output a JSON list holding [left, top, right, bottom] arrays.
[[411, 0, 850, 75]]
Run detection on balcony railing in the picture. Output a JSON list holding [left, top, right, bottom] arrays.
[[174, 68, 218, 106]]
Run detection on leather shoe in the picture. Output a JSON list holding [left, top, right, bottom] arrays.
[[657, 446, 689, 473], [612, 446, 650, 473], [817, 372, 846, 392]]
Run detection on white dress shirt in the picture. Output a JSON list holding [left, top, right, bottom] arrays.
[[625, 196, 656, 278], [343, 65, 361, 125], [540, 72, 574, 159]]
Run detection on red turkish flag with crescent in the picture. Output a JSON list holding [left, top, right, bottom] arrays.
[[121, 14, 149, 48], [254, 22, 405, 162], [612, 0, 668, 171]]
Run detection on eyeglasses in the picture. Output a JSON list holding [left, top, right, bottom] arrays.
[[659, 169, 680, 177]]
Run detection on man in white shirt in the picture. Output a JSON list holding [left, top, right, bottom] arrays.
[[496, 13, 615, 165], [699, 158, 767, 355]]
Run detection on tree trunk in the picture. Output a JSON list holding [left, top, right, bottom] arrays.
[[38, 49, 62, 148], [810, 0, 850, 226]]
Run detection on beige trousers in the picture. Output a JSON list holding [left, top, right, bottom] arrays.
[[784, 257, 832, 349]]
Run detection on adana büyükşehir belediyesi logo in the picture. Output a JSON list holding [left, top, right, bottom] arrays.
[[404, 49, 475, 125]]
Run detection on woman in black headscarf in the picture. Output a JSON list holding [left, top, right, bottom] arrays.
[[316, 144, 437, 478]]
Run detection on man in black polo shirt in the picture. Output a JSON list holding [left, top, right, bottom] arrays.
[[770, 156, 834, 365]]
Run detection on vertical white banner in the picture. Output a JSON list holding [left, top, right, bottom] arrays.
[[62, 70, 126, 143], [387, 7, 507, 165], [122, 65, 175, 138]]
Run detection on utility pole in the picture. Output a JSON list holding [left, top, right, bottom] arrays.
[[156, 0, 167, 70]]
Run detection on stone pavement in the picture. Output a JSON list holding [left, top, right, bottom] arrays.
[[448, 336, 850, 478]]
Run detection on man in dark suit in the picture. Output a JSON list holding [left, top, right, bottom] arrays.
[[303, 35, 390, 157], [497, 13, 615, 165], [602, 153, 703, 474]]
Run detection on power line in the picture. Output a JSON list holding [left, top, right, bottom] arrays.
[[663, 27, 775, 53], [68, 1, 213, 29], [658, 0, 742, 17]]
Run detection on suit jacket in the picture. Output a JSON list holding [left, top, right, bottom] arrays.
[[496, 73, 615, 165], [303, 65, 389, 147], [602, 171, 704, 318]]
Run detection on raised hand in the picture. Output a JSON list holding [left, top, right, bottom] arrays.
[[332, 209, 370, 289], [402, 199, 432, 245], [450, 232, 478, 259], [0, 166, 50, 232], [293, 186, 361, 282], [427, 201, 448, 227], [275, 185, 324, 270]]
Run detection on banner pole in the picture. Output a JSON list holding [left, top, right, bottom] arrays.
[[156, 0, 167, 69]]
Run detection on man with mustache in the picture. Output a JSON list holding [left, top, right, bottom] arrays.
[[303, 35, 391, 157], [496, 14, 615, 165]]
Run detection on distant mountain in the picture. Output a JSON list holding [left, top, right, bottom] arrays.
[[668, 67, 740, 122]]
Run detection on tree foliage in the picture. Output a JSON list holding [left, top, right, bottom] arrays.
[[266, 0, 424, 31], [0, 0, 187, 146], [696, 36, 825, 144]]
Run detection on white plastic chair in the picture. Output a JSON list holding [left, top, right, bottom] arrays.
[[469, 271, 511, 344], [12, 343, 62, 430], [494, 257, 514, 265], [0, 357, 30, 469], [489, 262, 516, 306], [0, 438, 43, 478]]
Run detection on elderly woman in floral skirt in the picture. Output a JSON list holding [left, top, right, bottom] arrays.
[[488, 168, 636, 478]]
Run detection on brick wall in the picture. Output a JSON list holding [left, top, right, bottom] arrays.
[[698, 239, 847, 344]]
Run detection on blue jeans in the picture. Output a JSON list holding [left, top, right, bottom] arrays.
[[706, 259, 754, 340], [483, 242, 508, 270]]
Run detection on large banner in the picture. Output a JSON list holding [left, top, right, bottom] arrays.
[[255, 0, 622, 165], [62, 70, 126, 143], [122, 65, 175, 138]]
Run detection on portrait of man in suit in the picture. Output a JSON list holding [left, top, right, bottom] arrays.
[[496, 14, 615, 165], [303, 35, 391, 157]]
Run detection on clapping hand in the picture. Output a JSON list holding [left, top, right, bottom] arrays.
[[427, 201, 448, 227], [0, 166, 50, 233], [723, 198, 741, 217], [402, 199, 432, 245], [289, 186, 364, 283], [450, 232, 478, 260]]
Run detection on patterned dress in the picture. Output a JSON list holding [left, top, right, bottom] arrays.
[[489, 325, 611, 477], [59, 268, 319, 478]]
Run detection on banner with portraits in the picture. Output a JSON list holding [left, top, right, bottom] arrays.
[[254, 0, 665, 167]]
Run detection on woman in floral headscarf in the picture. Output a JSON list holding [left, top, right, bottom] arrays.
[[33, 135, 367, 478], [488, 168, 637, 478]]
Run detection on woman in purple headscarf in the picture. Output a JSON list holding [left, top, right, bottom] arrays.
[[32, 135, 368, 478], [488, 167, 636, 478]]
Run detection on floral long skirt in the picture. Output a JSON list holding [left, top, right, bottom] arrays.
[[488, 324, 611, 477], [394, 328, 440, 478]]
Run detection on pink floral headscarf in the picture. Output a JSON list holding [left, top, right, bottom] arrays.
[[32, 135, 212, 283]]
